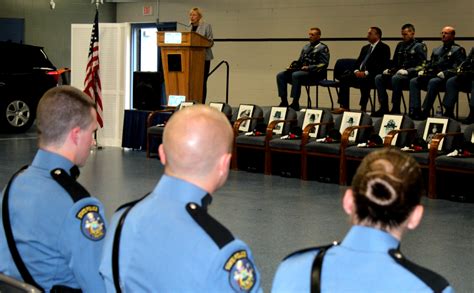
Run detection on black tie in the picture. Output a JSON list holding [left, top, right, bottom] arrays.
[[360, 45, 373, 70]]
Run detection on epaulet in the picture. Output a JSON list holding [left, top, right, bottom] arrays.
[[50, 168, 90, 203], [283, 242, 338, 261], [115, 192, 151, 212], [186, 202, 234, 249], [389, 249, 449, 292]]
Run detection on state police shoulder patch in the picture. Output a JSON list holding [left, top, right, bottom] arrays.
[[76, 205, 106, 241], [224, 250, 256, 292]]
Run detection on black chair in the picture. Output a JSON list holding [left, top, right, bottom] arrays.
[[303, 70, 327, 109], [301, 112, 373, 182], [429, 123, 474, 199], [266, 109, 333, 177], [232, 106, 298, 174], [340, 115, 415, 185], [317, 58, 355, 110], [385, 118, 461, 198]]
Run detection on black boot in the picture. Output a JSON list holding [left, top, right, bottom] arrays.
[[371, 105, 389, 117], [279, 98, 289, 107], [443, 106, 455, 119], [289, 99, 300, 111]]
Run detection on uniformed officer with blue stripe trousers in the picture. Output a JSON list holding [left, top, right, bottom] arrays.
[[99, 105, 262, 292], [272, 148, 452, 292], [0, 86, 107, 292]]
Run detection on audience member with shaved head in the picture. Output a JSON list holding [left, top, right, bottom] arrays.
[[272, 148, 452, 292], [99, 105, 262, 292]]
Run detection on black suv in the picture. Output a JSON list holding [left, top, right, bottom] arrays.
[[0, 42, 64, 133]]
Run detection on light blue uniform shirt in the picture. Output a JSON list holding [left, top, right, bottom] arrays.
[[0, 149, 107, 292], [99, 175, 262, 292], [272, 225, 452, 292]]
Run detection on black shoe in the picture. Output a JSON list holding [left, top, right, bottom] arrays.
[[279, 99, 289, 107], [389, 109, 401, 115], [289, 102, 300, 111], [371, 108, 388, 117], [409, 108, 426, 120]]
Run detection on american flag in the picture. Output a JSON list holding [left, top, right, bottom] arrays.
[[83, 9, 104, 127]]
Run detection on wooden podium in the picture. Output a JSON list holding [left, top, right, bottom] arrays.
[[158, 32, 212, 104]]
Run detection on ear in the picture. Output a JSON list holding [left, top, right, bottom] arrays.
[[406, 205, 424, 230], [342, 189, 355, 216], [218, 153, 232, 175], [158, 144, 166, 166], [69, 127, 81, 146]]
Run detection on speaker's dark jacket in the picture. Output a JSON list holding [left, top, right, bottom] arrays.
[[355, 41, 391, 77]]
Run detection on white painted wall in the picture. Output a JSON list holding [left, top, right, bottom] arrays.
[[117, 0, 473, 115]]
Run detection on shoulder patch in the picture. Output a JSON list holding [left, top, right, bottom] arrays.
[[283, 241, 338, 261], [77, 205, 106, 241], [225, 250, 256, 292], [50, 168, 90, 202], [389, 249, 449, 292], [186, 202, 234, 249]]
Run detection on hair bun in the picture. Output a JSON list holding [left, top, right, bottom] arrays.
[[365, 177, 397, 206]]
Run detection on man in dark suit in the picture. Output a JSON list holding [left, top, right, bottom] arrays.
[[334, 27, 391, 113]]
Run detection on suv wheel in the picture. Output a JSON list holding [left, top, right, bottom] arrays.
[[1, 96, 36, 133]]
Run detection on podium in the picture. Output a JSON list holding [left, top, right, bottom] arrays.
[[158, 32, 212, 104]]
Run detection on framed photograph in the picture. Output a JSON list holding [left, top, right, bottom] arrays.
[[179, 101, 195, 110], [209, 102, 224, 112], [237, 104, 255, 132], [423, 117, 448, 150], [340, 112, 362, 142], [269, 107, 288, 135], [302, 109, 323, 138], [379, 115, 404, 146]]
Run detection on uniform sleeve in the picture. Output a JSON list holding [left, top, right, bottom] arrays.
[[308, 45, 329, 72], [59, 197, 107, 293], [443, 47, 467, 79], [206, 239, 262, 293], [407, 43, 427, 75]]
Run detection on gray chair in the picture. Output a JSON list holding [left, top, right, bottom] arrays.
[[232, 106, 297, 173], [0, 273, 40, 293], [385, 118, 461, 198], [340, 115, 415, 185], [301, 112, 372, 182], [266, 109, 333, 177], [429, 123, 474, 199]]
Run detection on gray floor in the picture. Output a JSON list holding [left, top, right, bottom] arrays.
[[1, 130, 473, 292]]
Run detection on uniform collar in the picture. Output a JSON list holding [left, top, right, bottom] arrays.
[[310, 41, 320, 47], [340, 225, 400, 253], [32, 149, 77, 177], [443, 41, 454, 49], [153, 175, 211, 209]]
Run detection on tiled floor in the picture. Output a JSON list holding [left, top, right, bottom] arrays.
[[1, 129, 473, 292]]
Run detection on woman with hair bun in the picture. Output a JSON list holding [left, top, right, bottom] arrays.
[[272, 148, 452, 292]]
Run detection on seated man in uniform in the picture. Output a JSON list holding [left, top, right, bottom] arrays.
[[443, 47, 474, 122], [272, 148, 452, 292], [0, 86, 106, 292], [372, 23, 427, 116], [99, 105, 262, 292], [276, 27, 329, 111], [409, 26, 466, 120]]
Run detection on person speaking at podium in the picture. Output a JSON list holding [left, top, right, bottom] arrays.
[[189, 7, 214, 103]]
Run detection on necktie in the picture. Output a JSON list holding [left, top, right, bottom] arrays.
[[360, 45, 373, 70]]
